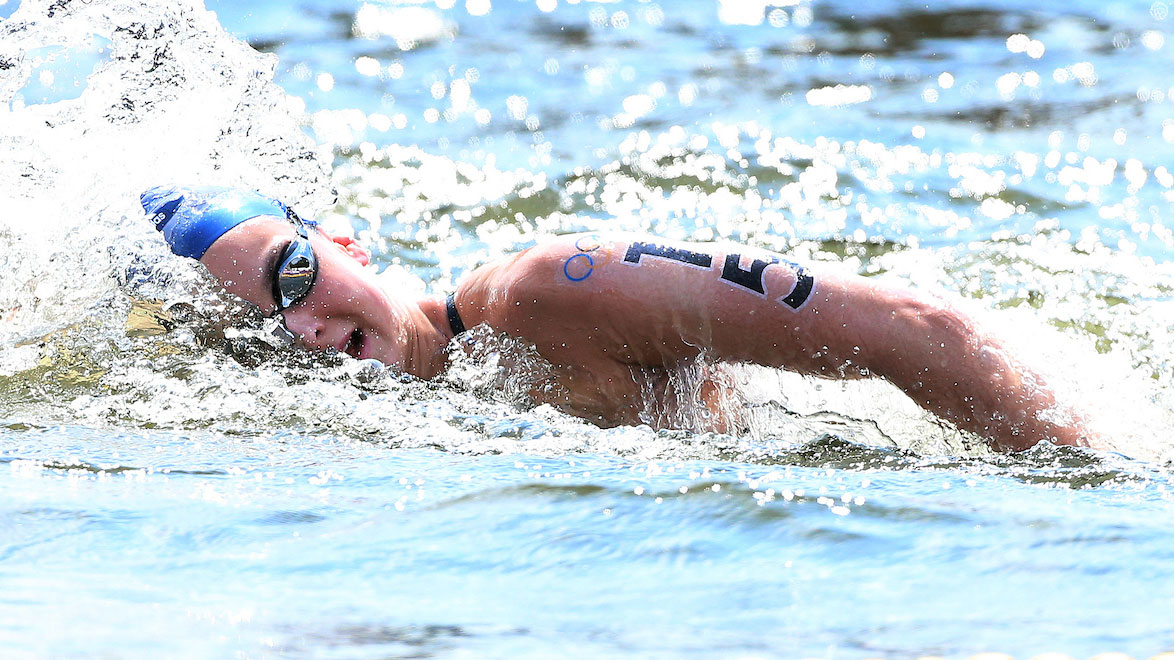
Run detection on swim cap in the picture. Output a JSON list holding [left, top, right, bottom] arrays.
[[140, 185, 312, 260]]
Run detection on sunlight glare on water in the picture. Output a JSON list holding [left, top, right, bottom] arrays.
[[2, 0, 1174, 656]]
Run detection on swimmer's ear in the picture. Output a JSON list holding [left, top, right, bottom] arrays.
[[323, 233, 371, 266]]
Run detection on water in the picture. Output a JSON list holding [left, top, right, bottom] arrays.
[[2, 0, 1174, 656]]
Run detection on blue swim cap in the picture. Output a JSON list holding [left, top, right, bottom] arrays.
[[140, 185, 312, 260]]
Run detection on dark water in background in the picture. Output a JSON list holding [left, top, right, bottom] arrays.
[[2, 0, 1174, 657]]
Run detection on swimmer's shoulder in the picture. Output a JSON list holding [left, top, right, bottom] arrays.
[[457, 233, 639, 330], [478, 233, 633, 283], [523, 232, 636, 261]]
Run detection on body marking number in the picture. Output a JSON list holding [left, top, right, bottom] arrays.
[[619, 241, 813, 311]]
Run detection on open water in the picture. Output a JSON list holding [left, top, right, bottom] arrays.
[[2, 0, 1174, 657]]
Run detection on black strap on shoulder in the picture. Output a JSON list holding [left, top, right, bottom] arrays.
[[445, 292, 467, 337]]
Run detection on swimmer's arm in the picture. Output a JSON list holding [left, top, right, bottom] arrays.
[[787, 271, 1096, 452], [502, 235, 1096, 452]]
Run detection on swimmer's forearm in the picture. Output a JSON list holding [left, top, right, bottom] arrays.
[[854, 290, 1092, 452]]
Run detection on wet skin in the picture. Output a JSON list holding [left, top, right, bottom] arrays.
[[198, 216, 1100, 452], [199, 215, 452, 378]]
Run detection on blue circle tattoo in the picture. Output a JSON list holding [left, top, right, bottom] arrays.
[[563, 253, 595, 281]]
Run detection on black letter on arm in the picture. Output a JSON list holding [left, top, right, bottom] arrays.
[[623, 242, 713, 269], [720, 253, 814, 310], [720, 254, 775, 295], [777, 260, 814, 310]]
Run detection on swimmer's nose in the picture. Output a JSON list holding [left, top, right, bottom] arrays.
[[280, 309, 328, 350]]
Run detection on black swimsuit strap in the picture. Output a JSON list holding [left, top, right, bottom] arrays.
[[445, 292, 467, 337]]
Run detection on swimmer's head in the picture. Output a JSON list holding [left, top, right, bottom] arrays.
[[139, 185, 442, 376], [140, 185, 314, 260]]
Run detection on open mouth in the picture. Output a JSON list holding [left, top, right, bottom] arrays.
[[342, 328, 365, 359]]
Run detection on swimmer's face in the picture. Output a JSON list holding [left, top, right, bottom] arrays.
[[199, 216, 419, 370]]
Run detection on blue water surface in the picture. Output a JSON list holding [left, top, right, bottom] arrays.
[[2, 0, 1174, 657], [3, 425, 1173, 658]]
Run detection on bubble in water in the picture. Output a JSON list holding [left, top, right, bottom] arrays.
[[466, 0, 492, 17], [718, 0, 767, 26], [622, 94, 655, 117], [793, 6, 813, 27], [354, 56, 380, 77], [996, 72, 1021, 97], [506, 95, 528, 120], [1071, 61, 1097, 86], [805, 84, 872, 106], [643, 5, 665, 27]]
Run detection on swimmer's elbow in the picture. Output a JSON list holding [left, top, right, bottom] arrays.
[[899, 293, 978, 344], [859, 292, 983, 380], [917, 298, 979, 345]]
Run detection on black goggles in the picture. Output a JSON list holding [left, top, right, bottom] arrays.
[[273, 207, 319, 311]]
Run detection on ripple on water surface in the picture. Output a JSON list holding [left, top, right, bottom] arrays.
[[2, 0, 1174, 656]]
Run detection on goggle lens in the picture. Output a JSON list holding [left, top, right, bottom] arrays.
[[273, 230, 318, 310]]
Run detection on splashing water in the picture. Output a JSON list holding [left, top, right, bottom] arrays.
[[3, 0, 1174, 656], [3, 0, 1173, 459]]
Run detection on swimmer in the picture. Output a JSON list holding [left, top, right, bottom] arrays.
[[141, 184, 1101, 452]]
